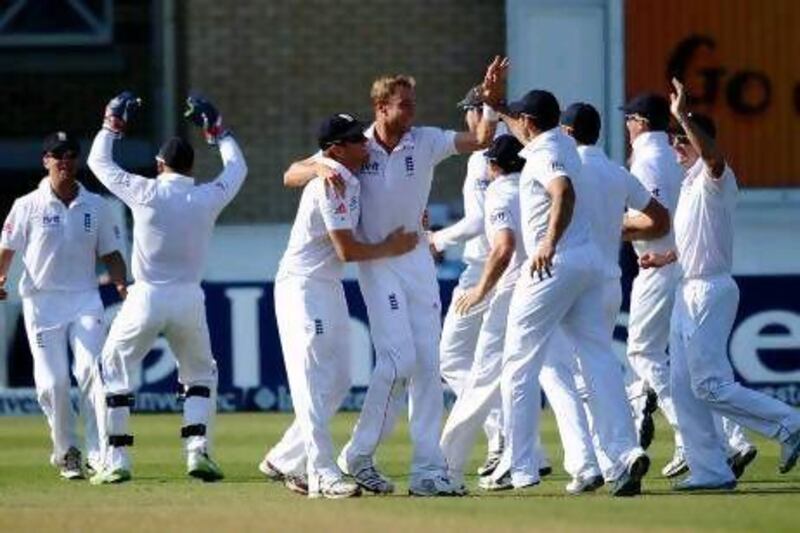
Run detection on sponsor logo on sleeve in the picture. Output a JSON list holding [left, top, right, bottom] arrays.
[[549, 161, 565, 173], [84, 213, 92, 232], [388, 293, 399, 311], [490, 209, 508, 225], [405, 156, 415, 177]]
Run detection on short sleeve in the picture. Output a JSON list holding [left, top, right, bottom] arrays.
[[425, 127, 458, 166], [317, 180, 355, 232], [1, 199, 27, 251], [536, 156, 570, 188], [623, 169, 652, 211], [486, 184, 516, 234], [629, 159, 665, 203], [96, 198, 123, 256]]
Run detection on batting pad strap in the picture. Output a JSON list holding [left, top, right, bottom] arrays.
[[184, 386, 211, 398], [106, 393, 135, 408], [108, 434, 134, 447], [181, 424, 207, 438]]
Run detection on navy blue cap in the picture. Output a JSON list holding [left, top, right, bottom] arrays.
[[507, 90, 561, 130], [318, 113, 367, 150], [561, 102, 601, 145], [156, 136, 194, 172], [485, 134, 525, 173], [621, 93, 670, 130], [42, 131, 80, 156]]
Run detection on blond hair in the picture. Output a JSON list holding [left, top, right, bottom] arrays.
[[370, 75, 416, 105]]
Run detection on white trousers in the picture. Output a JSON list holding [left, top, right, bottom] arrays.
[[272, 276, 351, 488], [22, 291, 106, 467], [341, 252, 447, 480], [627, 263, 680, 434], [440, 282, 502, 454], [671, 275, 800, 483], [100, 282, 218, 470], [492, 246, 642, 487]]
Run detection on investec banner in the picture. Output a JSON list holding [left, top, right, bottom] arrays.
[[1, 276, 799, 414]]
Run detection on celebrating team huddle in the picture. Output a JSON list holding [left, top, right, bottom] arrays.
[[1, 56, 799, 498]]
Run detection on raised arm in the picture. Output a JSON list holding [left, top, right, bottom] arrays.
[[284, 156, 346, 197], [454, 57, 509, 153], [670, 77, 725, 178]]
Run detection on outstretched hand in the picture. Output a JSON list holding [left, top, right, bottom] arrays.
[[670, 77, 688, 120], [481, 55, 509, 108]]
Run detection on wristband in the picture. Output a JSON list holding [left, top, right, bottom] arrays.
[[483, 104, 499, 122]]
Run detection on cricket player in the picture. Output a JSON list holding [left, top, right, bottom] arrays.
[[638, 78, 800, 490], [481, 81, 648, 496], [283, 58, 505, 496], [558, 102, 670, 489], [621, 92, 684, 450], [430, 87, 503, 476], [265, 114, 419, 498], [86, 91, 247, 484], [0, 132, 126, 479]]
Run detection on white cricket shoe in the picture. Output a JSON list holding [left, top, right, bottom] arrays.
[[187, 450, 224, 482], [409, 474, 466, 497], [728, 445, 757, 479], [778, 430, 800, 474], [58, 447, 85, 480], [257, 457, 285, 481], [337, 454, 394, 495], [309, 478, 362, 499], [476, 449, 503, 477], [565, 474, 604, 495], [662, 447, 689, 478]]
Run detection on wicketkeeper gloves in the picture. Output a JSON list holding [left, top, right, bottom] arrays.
[[184, 93, 230, 145], [104, 91, 142, 135]]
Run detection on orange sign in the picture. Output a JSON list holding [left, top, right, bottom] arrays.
[[626, 0, 800, 187]]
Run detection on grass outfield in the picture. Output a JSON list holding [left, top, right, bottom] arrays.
[[0, 411, 797, 532]]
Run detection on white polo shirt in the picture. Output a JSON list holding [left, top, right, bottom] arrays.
[[1, 179, 121, 298], [674, 159, 737, 279], [577, 145, 652, 279], [277, 158, 360, 281], [87, 129, 247, 285], [357, 125, 457, 246], [629, 131, 683, 256], [484, 172, 525, 291], [431, 150, 491, 286], [517, 128, 590, 257]]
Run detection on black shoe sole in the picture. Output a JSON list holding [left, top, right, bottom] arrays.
[[730, 448, 757, 479], [612, 455, 650, 497]]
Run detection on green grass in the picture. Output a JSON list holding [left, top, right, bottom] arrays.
[[0, 411, 797, 532]]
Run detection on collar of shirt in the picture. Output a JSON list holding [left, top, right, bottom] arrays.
[[364, 123, 415, 154], [157, 172, 195, 186], [518, 127, 561, 159], [38, 177, 87, 207], [576, 144, 606, 159]]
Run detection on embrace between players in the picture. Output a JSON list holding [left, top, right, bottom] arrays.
[[2, 56, 799, 497]]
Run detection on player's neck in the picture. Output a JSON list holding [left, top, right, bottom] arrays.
[[373, 121, 406, 153], [49, 177, 79, 205]]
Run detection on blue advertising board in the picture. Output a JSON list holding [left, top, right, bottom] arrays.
[[2, 275, 799, 414]]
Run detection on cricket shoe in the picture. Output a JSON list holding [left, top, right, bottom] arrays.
[[90, 467, 132, 485], [610, 452, 650, 497], [778, 430, 800, 474], [478, 470, 538, 492], [337, 454, 394, 495], [476, 449, 503, 477], [728, 445, 757, 479], [257, 458, 285, 481], [409, 474, 466, 497], [284, 474, 309, 496], [661, 447, 689, 478], [58, 447, 85, 480], [309, 478, 361, 500], [565, 474, 604, 495], [672, 477, 736, 492], [187, 451, 224, 482]]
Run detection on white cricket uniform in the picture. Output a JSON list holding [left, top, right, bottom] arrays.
[[490, 129, 642, 487], [433, 151, 491, 395], [626, 132, 683, 425], [87, 129, 247, 469], [266, 158, 360, 491], [432, 151, 502, 452], [670, 160, 800, 483], [1, 180, 121, 467], [339, 124, 455, 482]]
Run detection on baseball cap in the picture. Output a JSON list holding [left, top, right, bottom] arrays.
[[484, 134, 525, 173], [621, 93, 670, 130], [561, 102, 601, 145], [318, 113, 367, 150], [457, 86, 483, 110], [156, 136, 194, 173], [507, 90, 561, 130], [42, 131, 80, 156]]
